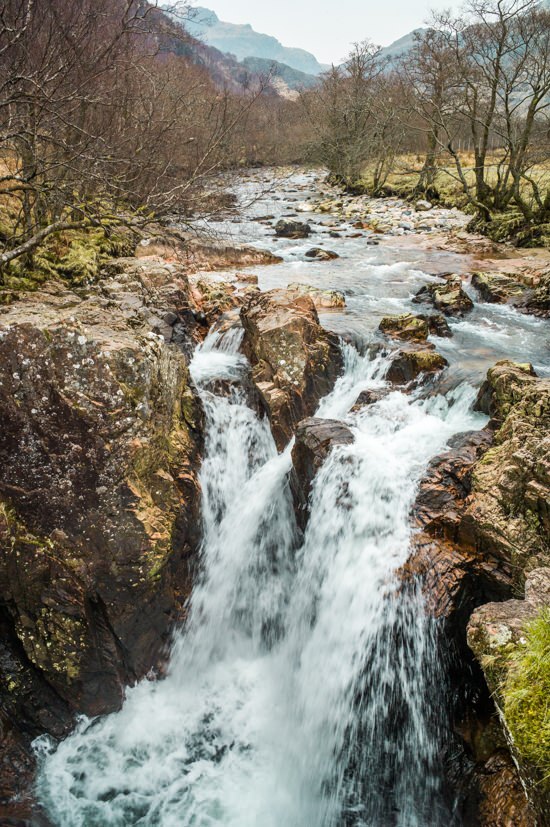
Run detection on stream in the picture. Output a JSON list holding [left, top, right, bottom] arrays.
[[35, 170, 550, 826]]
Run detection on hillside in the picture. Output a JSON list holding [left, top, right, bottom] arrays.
[[174, 4, 329, 76]]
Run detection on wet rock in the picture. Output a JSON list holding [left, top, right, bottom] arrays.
[[287, 283, 346, 309], [304, 248, 339, 261], [523, 269, 550, 318], [475, 749, 537, 827], [379, 313, 429, 343], [274, 219, 311, 239], [421, 312, 453, 338], [291, 418, 354, 528], [351, 389, 388, 411], [474, 360, 537, 423], [413, 279, 474, 316], [191, 279, 240, 328], [0, 261, 203, 730], [471, 271, 527, 305], [240, 290, 343, 449], [386, 346, 448, 384]]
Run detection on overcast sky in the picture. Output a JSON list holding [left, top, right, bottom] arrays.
[[193, 1, 459, 64]]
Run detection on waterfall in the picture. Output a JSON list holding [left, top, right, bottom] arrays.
[[35, 329, 485, 827]]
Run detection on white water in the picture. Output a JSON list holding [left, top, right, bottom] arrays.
[[35, 322, 486, 826]]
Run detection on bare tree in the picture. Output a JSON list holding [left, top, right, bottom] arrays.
[[0, 0, 265, 278]]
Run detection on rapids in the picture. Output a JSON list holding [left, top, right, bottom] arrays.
[[34, 170, 550, 826]]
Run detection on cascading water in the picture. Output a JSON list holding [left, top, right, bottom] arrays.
[[35, 321, 486, 826]]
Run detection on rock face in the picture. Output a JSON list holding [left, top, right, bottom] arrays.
[[468, 362, 550, 580], [523, 269, 550, 318], [471, 271, 527, 305], [287, 282, 346, 309], [471, 269, 550, 318], [413, 278, 474, 316], [406, 360, 550, 824], [240, 289, 343, 449], [274, 219, 311, 239], [468, 568, 550, 824], [0, 258, 204, 812], [379, 313, 429, 342], [386, 346, 448, 384], [291, 418, 354, 527]]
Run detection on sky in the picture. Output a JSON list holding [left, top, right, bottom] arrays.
[[192, 0, 459, 64]]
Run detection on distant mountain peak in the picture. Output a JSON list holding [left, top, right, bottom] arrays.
[[176, 5, 329, 76]]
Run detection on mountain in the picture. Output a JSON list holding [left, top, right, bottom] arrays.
[[172, 5, 329, 76], [379, 29, 425, 64], [240, 56, 319, 92]]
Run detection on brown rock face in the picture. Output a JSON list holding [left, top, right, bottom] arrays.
[[386, 346, 448, 385], [471, 271, 528, 305], [379, 313, 429, 342], [291, 418, 354, 528], [405, 361, 550, 825], [0, 258, 204, 807], [240, 290, 343, 449], [413, 278, 474, 316]]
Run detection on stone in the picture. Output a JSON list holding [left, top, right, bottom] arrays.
[[351, 389, 388, 411], [287, 283, 346, 309], [379, 313, 429, 343], [413, 279, 474, 317], [415, 199, 433, 211], [240, 290, 343, 450], [304, 248, 339, 261], [274, 219, 311, 239], [291, 418, 354, 528], [471, 271, 527, 304], [386, 346, 448, 384], [191, 279, 240, 327], [0, 259, 203, 732], [421, 313, 453, 338], [523, 269, 550, 318]]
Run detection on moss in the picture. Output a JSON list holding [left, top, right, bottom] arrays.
[[2, 225, 136, 296], [503, 609, 550, 793]]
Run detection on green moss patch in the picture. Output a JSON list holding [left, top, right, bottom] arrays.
[[504, 609, 550, 792]]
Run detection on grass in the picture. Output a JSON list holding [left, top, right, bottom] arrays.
[[358, 152, 550, 247], [503, 608, 550, 793]]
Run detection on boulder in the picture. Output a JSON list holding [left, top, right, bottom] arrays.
[[386, 346, 448, 384], [415, 199, 433, 211], [379, 313, 429, 343], [413, 278, 474, 316], [240, 289, 343, 449], [466, 362, 550, 580], [523, 269, 550, 318], [471, 271, 527, 305], [351, 388, 388, 411], [291, 418, 354, 528], [0, 260, 203, 734], [191, 278, 240, 327], [287, 282, 346, 309], [421, 313, 453, 338], [274, 219, 311, 239], [304, 247, 339, 261]]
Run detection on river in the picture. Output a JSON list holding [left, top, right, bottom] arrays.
[[34, 169, 550, 826]]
